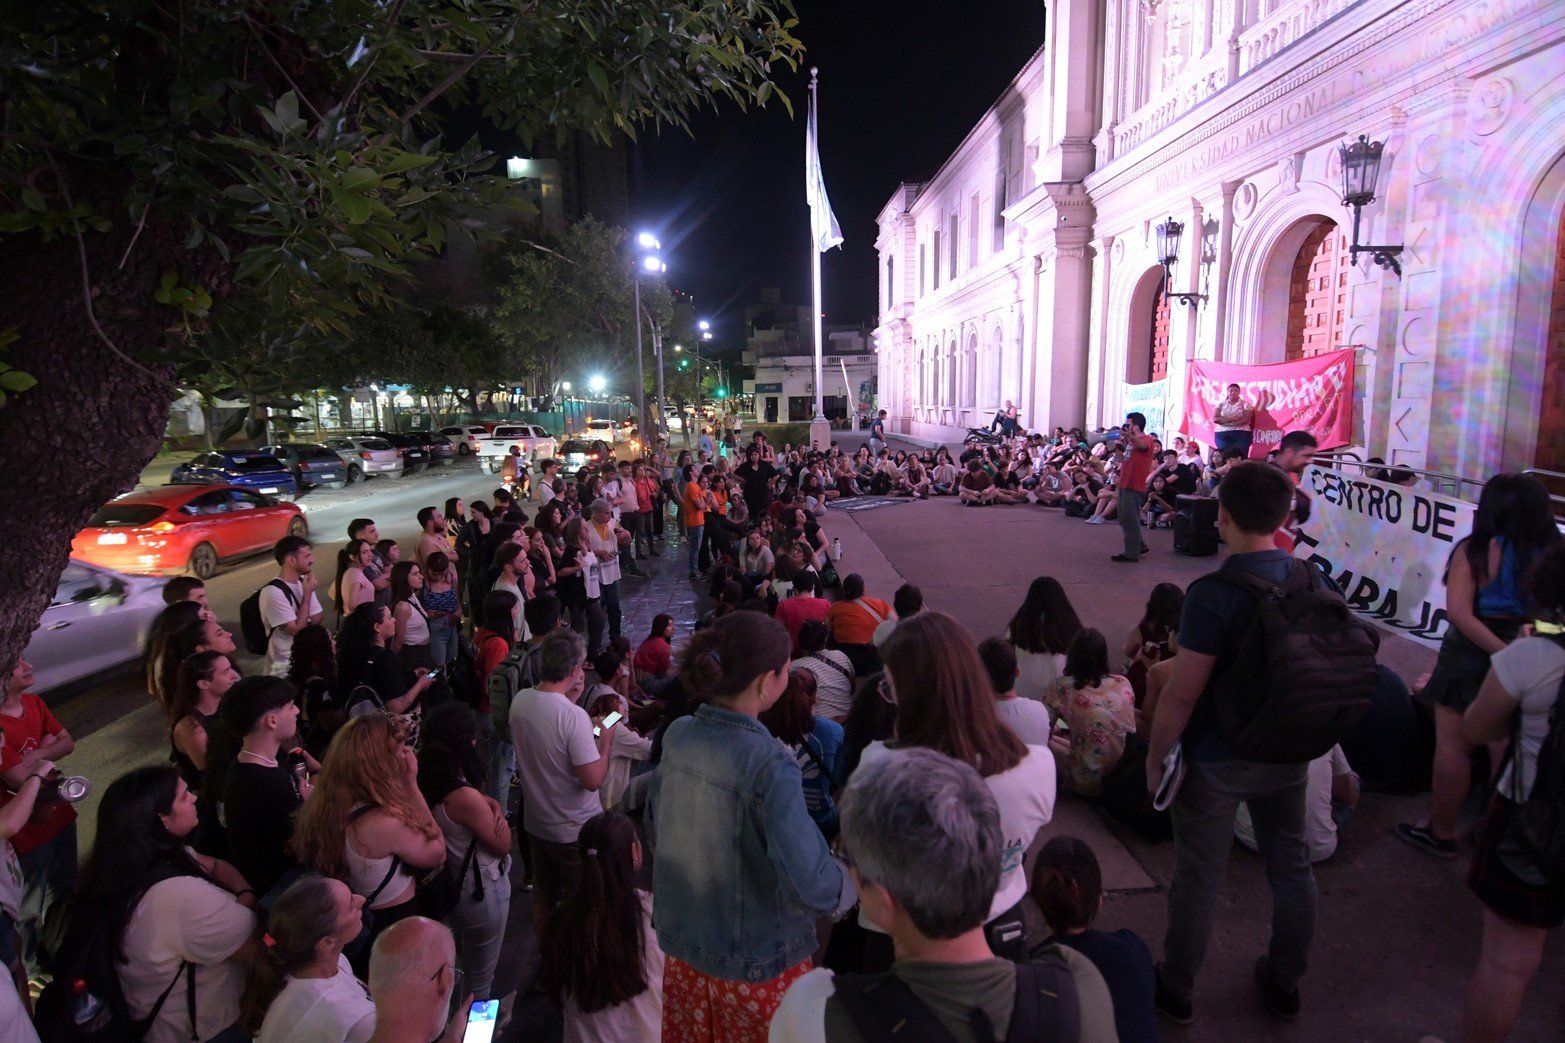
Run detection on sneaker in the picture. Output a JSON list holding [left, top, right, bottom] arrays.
[[1154, 967, 1193, 1025], [689, 571, 701, 580], [1255, 957, 1301, 1021], [1395, 821, 1458, 860], [1110, 554, 1141, 563]]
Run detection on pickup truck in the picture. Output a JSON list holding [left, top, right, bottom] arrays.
[[475, 423, 557, 473]]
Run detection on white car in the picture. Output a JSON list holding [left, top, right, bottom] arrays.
[[475, 424, 557, 472], [23, 559, 166, 693], [585, 418, 634, 443], [438, 425, 489, 456]]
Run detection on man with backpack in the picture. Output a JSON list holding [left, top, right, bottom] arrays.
[[256, 536, 323, 676], [1144, 461, 1378, 1025], [485, 595, 562, 808], [771, 746, 1117, 1041]]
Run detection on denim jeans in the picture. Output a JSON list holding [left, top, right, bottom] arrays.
[[428, 618, 460, 667], [635, 511, 656, 555], [1214, 430, 1253, 457], [448, 866, 511, 999], [1162, 758, 1316, 1002], [685, 524, 705, 574], [17, 823, 77, 976], [1117, 487, 1146, 559], [600, 580, 622, 643], [619, 513, 642, 573], [569, 598, 607, 657]]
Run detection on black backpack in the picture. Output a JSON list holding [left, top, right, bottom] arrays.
[[832, 951, 1080, 1042], [34, 871, 197, 1042], [1201, 560, 1380, 764], [1502, 635, 1565, 884], [238, 578, 295, 655], [487, 642, 542, 734]]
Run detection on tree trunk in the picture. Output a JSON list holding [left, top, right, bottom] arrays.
[[0, 194, 198, 685]]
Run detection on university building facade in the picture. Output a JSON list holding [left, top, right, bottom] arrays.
[[874, 0, 1565, 479]]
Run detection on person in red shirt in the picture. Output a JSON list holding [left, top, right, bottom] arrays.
[[0, 657, 77, 977], [824, 574, 892, 675], [1113, 412, 1156, 563], [773, 571, 831, 655], [633, 613, 675, 682]]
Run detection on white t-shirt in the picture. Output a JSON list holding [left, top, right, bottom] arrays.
[[492, 578, 531, 642], [258, 954, 376, 1043], [0, 968, 38, 1043], [509, 687, 604, 844], [857, 742, 1055, 921], [118, 874, 255, 1043], [793, 651, 856, 721], [563, 892, 664, 1042], [1006, 630, 1065, 703], [871, 617, 898, 648], [261, 577, 323, 673], [1235, 745, 1352, 863], [600, 479, 624, 521], [995, 697, 1054, 747], [619, 479, 640, 514], [1490, 637, 1565, 800]]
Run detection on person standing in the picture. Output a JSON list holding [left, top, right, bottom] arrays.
[[1144, 462, 1319, 1025], [1211, 383, 1255, 458], [633, 463, 660, 558], [868, 409, 887, 455], [261, 536, 325, 677], [413, 506, 452, 570], [1112, 411, 1155, 564], [587, 499, 628, 643], [347, 519, 391, 607]]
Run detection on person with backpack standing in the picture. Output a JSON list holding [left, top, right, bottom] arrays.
[[1144, 461, 1378, 1025], [1397, 473, 1560, 859], [257, 536, 324, 677], [1459, 541, 1565, 1041], [770, 747, 1117, 1042]]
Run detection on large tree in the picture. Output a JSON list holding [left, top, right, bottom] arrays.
[[0, 1, 800, 679]]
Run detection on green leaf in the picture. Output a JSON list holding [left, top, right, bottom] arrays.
[[20, 187, 46, 212], [331, 189, 373, 225], [588, 63, 611, 97], [339, 167, 381, 193], [0, 212, 38, 232], [0, 370, 37, 393], [382, 152, 439, 174]]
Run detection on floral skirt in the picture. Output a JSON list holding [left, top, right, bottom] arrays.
[[662, 954, 812, 1043]]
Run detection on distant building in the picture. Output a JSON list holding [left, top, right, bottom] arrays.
[[742, 288, 875, 424], [875, 0, 1565, 478], [506, 132, 629, 232]]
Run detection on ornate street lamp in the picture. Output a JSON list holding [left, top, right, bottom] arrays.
[[1338, 135, 1403, 276], [1154, 217, 1207, 307]]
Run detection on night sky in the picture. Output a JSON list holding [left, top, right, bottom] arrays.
[[627, 0, 1047, 349]]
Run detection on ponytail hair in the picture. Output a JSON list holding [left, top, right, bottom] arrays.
[[677, 611, 790, 703], [238, 874, 341, 1034], [538, 812, 646, 1012]]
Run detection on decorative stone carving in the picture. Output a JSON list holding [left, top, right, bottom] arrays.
[[1277, 154, 1300, 194], [1469, 77, 1514, 136], [1414, 134, 1442, 176], [1232, 181, 1258, 221]]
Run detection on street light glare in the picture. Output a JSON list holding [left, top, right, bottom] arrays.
[[587, 375, 607, 394], [641, 254, 663, 272], [674, 344, 683, 352], [698, 320, 711, 331], [637, 232, 659, 249], [561, 381, 572, 392]]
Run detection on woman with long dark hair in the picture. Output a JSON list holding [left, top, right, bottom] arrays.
[[287, 623, 343, 760], [333, 539, 375, 618], [74, 765, 259, 1041], [540, 811, 663, 1039], [145, 598, 209, 702], [157, 615, 237, 711], [1122, 581, 1184, 705], [168, 650, 241, 856], [416, 704, 512, 1000], [455, 500, 492, 615], [870, 611, 1056, 961], [240, 873, 373, 1042], [1005, 576, 1083, 701], [1043, 628, 1136, 797], [1399, 473, 1562, 858], [649, 613, 852, 1041], [336, 602, 436, 721]]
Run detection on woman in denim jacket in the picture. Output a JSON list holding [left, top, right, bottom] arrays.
[[648, 612, 856, 1043]]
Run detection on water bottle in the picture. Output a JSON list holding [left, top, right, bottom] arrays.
[[72, 979, 110, 1031], [831, 537, 842, 562]]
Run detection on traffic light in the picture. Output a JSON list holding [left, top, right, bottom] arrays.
[[715, 387, 728, 399], [678, 359, 689, 370]]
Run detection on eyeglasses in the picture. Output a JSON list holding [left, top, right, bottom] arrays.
[[437, 963, 466, 1018]]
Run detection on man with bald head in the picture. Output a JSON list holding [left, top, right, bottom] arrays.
[[367, 916, 465, 1043]]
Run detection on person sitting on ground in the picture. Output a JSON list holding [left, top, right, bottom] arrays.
[[770, 747, 1116, 1041], [1032, 835, 1159, 1043], [632, 613, 676, 687], [1005, 576, 1083, 701], [793, 619, 857, 724], [365, 917, 462, 1043], [738, 528, 777, 601], [957, 457, 996, 506], [774, 569, 831, 655], [241, 873, 376, 1043], [1122, 582, 1184, 707], [1235, 744, 1359, 863], [930, 456, 960, 496], [1042, 628, 1137, 798], [978, 637, 1053, 746], [872, 582, 924, 649], [763, 669, 846, 841], [1034, 463, 1071, 507], [825, 574, 891, 675], [539, 811, 665, 1041], [1141, 474, 1176, 528]]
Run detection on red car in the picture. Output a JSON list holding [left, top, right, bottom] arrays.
[[72, 484, 308, 579]]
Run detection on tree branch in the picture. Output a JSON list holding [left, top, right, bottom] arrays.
[[118, 202, 150, 270], [339, 0, 408, 121], [242, 16, 327, 126]]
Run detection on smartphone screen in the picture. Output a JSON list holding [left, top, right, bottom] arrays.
[[462, 999, 500, 1043], [594, 710, 625, 737]]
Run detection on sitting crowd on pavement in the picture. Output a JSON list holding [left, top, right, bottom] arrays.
[[1, 415, 1562, 1043]]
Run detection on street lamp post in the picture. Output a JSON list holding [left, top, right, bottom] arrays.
[[633, 233, 666, 438], [696, 320, 713, 421]]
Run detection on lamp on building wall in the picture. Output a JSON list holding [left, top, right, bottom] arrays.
[[1338, 135, 1403, 277], [1154, 217, 1207, 307]]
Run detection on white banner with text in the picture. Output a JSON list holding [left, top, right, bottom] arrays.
[[1122, 378, 1171, 444]]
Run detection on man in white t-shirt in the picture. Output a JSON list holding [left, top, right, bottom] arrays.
[[978, 637, 1054, 747], [509, 630, 617, 940], [260, 536, 324, 676]]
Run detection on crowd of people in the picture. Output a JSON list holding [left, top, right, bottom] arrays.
[[0, 413, 1561, 1043]]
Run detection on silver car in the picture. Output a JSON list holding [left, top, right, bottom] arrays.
[[23, 559, 166, 694], [323, 436, 405, 482]]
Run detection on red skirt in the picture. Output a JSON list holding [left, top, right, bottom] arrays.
[[662, 954, 812, 1043]]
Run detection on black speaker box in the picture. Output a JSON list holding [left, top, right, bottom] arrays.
[[1174, 494, 1220, 556]]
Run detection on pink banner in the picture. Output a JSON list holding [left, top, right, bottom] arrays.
[[1184, 350, 1354, 458]]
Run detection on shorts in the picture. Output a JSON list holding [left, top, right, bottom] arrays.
[[1468, 798, 1565, 929], [527, 832, 583, 911], [1425, 618, 1523, 713], [663, 954, 812, 1043]]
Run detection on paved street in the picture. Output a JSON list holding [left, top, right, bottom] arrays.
[[48, 439, 1565, 1042]]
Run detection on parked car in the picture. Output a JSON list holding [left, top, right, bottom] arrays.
[[23, 559, 166, 694], [169, 451, 298, 499], [439, 425, 489, 456], [409, 430, 457, 466], [359, 431, 431, 473], [322, 436, 404, 482], [72, 484, 308, 579], [559, 438, 613, 473], [585, 418, 630, 443], [475, 423, 558, 473], [260, 442, 349, 490]]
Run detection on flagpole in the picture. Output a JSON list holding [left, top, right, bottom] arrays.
[[809, 67, 829, 451]]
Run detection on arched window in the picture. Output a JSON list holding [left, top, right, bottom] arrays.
[[1285, 220, 1348, 360], [945, 339, 958, 407], [1125, 266, 1169, 384], [962, 333, 979, 409]]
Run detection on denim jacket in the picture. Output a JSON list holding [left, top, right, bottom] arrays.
[[648, 703, 855, 981]]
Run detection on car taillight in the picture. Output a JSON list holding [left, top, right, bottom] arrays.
[[360, 451, 372, 459], [145, 521, 177, 533]]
